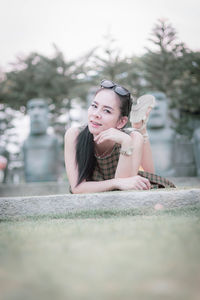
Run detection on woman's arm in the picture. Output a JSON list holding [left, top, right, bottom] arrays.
[[64, 127, 150, 194], [140, 138, 155, 173], [115, 131, 144, 178], [64, 127, 118, 193], [73, 175, 150, 194], [94, 128, 144, 178], [116, 127, 155, 175]]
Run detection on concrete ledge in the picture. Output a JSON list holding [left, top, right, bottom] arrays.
[[0, 188, 200, 219], [0, 177, 199, 197], [0, 181, 70, 197]]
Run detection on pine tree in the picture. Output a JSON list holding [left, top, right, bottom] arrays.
[[143, 19, 200, 137]]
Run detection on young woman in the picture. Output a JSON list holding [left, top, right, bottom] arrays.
[[64, 79, 175, 194]]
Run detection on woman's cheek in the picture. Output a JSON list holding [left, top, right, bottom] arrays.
[[87, 107, 93, 116]]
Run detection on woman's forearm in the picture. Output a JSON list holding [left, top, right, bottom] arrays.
[[115, 131, 144, 178], [71, 174, 151, 194], [71, 178, 118, 194]]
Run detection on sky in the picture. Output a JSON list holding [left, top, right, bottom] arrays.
[[0, 0, 200, 71]]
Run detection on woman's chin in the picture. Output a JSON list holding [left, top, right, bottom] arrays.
[[88, 124, 103, 134]]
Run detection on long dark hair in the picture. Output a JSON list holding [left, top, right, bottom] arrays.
[[76, 125, 96, 185], [75, 86, 132, 185]]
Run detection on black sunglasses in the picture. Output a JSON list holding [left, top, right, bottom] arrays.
[[100, 79, 130, 98]]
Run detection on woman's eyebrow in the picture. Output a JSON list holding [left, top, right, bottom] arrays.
[[93, 101, 114, 110], [104, 105, 114, 110]]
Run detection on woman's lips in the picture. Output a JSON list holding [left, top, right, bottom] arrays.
[[90, 121, 102, 127]]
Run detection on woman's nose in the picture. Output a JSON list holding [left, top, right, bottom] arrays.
[[93, 109, 101, 118]]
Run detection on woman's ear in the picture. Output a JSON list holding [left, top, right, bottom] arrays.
[[117, 116, 128, 129]]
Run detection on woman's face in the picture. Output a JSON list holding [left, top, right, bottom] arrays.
[[88, 89, 126, 136]]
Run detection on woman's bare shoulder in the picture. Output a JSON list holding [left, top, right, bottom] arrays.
[[65, 126, 80, 141]]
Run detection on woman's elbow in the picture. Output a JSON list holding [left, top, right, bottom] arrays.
[[70, 183, 85, 194], [70, 185, 79, 194]]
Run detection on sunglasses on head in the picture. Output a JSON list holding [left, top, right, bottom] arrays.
[[100, 79, 130, 98]]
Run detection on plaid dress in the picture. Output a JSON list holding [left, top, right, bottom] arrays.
[[92, 143, 176, 189]]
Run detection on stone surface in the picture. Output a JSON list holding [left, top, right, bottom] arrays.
[[0, 177, 199, 197], [0, 188, 200, 220], [169, 177, 200, 188], [0, 181, 69, 197]]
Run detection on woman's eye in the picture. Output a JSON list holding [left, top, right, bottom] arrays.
[[91, 103, 97, 108], [104, 109, 111, 114]]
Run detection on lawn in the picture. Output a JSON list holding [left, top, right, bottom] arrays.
[[0, 206, 200, 300]]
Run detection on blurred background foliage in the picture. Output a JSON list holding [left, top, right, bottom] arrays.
[[0, 19, 200, 139]]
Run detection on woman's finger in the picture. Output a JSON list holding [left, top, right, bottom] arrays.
[[134, 176, 150, 190], [138, 176, 151, 189], [95, 133, 110, 144], [137, 181, 148, 190], [144, 178, 151, 189]]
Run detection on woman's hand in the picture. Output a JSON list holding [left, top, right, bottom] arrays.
[[115, 175, 151, 190], [94, 128, 132, 145]]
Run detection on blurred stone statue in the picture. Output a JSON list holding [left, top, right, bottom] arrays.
[[147, 91, 175, 176], [23, 98, 60, 182], [193, 128, 200, 176]]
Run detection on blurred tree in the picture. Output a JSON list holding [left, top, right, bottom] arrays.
[[0, 45, 93, 111], [143, 19, 186, 95], [170, 51, 200, 136], [0, 45, 98, 134], [89, 34, 144, 99], [122, 56, 147, 99], [143, 19, 200, 137], [0, 103, 24, 183], [92, 34, 127, 83]]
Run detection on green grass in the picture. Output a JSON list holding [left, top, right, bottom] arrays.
[[0, 206, 200, 300]]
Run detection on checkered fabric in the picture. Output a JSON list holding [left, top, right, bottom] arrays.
[[92, 144, 121, 181], [92, 143, 176, 189], [137, 171, 176, 188]]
